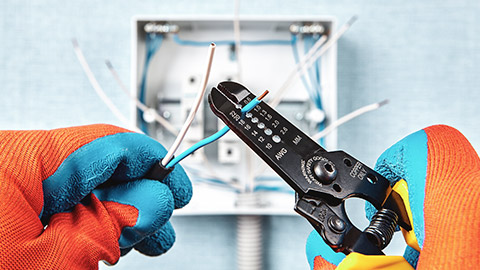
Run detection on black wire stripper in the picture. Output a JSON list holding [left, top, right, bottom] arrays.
[[208, 81, 412, 255]]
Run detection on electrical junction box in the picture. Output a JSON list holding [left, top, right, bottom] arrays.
[[131, 15, 338, 215]]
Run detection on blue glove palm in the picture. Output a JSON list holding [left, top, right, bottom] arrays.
[[40, 125, 192, 256]]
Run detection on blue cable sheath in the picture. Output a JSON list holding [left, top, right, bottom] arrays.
[[166, 97, 262, 168], [139, 33, 164, 133], [173, 34, 294, 47]]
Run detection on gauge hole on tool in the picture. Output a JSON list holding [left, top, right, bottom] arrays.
[[333, 184, 341, 192], [366, 173, 377, 184]]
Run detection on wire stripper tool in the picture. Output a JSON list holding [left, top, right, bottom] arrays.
[[208, 81, 412, 255]]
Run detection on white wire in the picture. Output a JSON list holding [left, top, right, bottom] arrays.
[[233, 0, 242, 81], [269, 36, 326, 107], [161, 43, 216, 166], [104, 60, 179, 136], [71, 39, 143, 133], [312, 99, 389, 141], [269, 16, 358, 108]]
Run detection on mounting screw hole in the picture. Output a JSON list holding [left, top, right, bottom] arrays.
[[343, 158, 352, 167], [324, 163, 334, 173], [333, 184, 342, 192], [366, 174, 378, 184]]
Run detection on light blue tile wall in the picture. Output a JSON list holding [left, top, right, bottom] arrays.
[[1, 1, 479, 269]]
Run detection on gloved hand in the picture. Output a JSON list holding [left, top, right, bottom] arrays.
[[306, 125, 480, 269], [0, 124, 192, 269]]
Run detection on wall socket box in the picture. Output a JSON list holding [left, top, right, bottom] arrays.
[[131, 15, 337, 215]]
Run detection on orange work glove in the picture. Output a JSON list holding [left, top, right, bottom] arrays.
[[306, 125, 480, 269], [0, 124, 192, 269]]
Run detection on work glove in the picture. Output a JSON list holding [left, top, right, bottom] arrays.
[[306, 125, 480, 269], [0, 124, 192, 269]]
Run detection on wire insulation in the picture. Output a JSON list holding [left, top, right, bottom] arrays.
[[139, 33, 164, 133], [172, 34, 294, 47], [105, 60, 178, 135], [269, 35, 327, 107], [162, 43, 217, 166], [71, 39, 142, 133], [311, 99, 389, 140], [166, 93, 266, 168], [269, 16, 357, 108]]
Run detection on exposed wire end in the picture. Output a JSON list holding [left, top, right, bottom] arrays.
[[162, 43, 216, 166], [71, 38, 79, 47], [347, 15, 359, 26], [105, 59, 114, 69], [166, 96, 263, 168], [257, 90, 269, 101], [104, 59, 178, 135], [311, 99, 389, 141], [71, 39, 142, 133], [378, 99, 389, 107]]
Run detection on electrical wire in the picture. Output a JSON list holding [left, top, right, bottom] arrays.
[[162, 43, 216, 166], [269, 34, 327, 107], [182, 164, 238, 186], [139, 33, 164, 133], [105, 60, 178, 136], [269, 16, 358, 108], [172, 34, 294, 47], [233, 0, 243, 81], [304, 34, 324, 110], [311, 99, 389, 141], [71, 39, 142, 133], [167, 126, 230, 168], [291, 34, 314, 98], [253, 186, 293, 193], [193, 176, 241, 192], [166, 93, 266, 168]]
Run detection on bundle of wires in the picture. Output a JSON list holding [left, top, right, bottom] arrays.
[[139, 33, 164, 133], [291, 33, 326, 144], [172, 34, 295, 47], [165, 93, 265, 168]]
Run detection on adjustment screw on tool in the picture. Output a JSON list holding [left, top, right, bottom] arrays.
[[313, 160, 337, 184], [328, 216, 346, 233]]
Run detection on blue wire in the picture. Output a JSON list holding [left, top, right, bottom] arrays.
[[304, 35, 323, 109], [172, 34, 295, 47], [297, 34, 326, 145], [291, 34, 315, 97], [139, 33, 164, 133], [253, 185, 294, 194], [254, 176, 283, 181], [166, 97, 262, 168]]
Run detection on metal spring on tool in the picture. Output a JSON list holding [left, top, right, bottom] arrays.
[[364, 208, 398, 249]]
